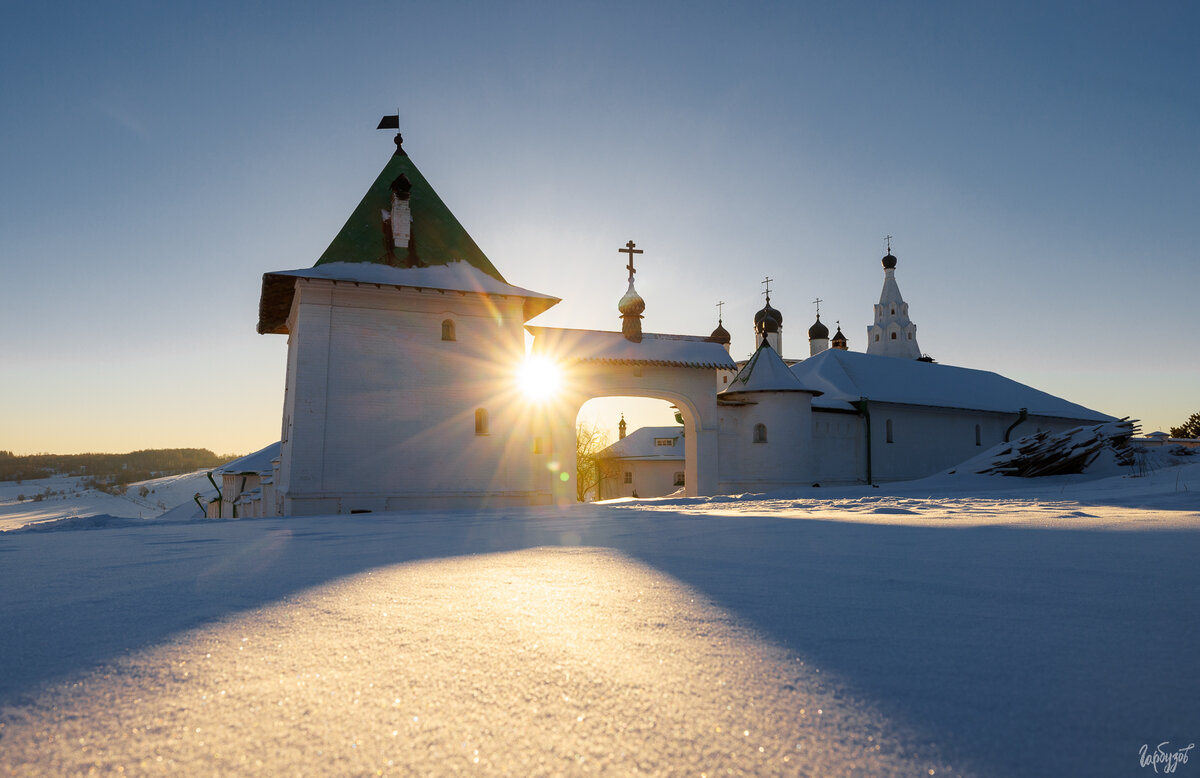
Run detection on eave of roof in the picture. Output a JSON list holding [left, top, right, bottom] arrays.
[[258, 261, 560, 334]]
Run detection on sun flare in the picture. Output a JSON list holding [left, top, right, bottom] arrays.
[[518, 355, 562, 402]]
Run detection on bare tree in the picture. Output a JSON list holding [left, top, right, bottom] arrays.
[[575, 422, 617, 502]]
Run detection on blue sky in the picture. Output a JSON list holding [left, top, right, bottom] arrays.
[[2, 1, 1196, 454]]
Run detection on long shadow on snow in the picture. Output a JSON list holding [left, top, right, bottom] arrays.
[[0, 511, 544, 706], [2, 507, 1198, 777], [585, 511, 1200, 778]]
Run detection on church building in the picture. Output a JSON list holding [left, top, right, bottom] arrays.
[[245, 126, 1116, 515]]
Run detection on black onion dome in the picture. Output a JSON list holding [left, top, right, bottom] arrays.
[[832, 325, 847, 344], [808, 315, 829, 340], [754, 300, 783, 334], [882, 253, 898, 269], [708, 321, 731, 344]]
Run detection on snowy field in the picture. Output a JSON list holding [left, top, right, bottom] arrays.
[[0, 470, 210, 532], [1, 460, 1197, 776]]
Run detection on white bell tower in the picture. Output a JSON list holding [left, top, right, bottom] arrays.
[[866, 241, 921, 359]]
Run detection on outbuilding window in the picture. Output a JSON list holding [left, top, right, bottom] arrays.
[[441, 319, 456, 341], [474, 408, 488, 435], [975, 424, 982, 446], [674, 472, 685, 486], [885, 418, 894, 443], [624, 471, 632, 484], [753, 423, 768, 443], [655, 438, 674, 447]]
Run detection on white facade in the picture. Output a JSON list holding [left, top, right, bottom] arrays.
[[274, 274, 553, 514]]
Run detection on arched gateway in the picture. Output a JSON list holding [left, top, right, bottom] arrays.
[[527, 327, 736, 501]]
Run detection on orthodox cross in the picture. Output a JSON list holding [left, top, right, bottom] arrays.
[[761, 276, 773, 302], [716, 300, 725, 323], [813, 297, 823, 317], [886, 235, 893, 253], [619, 240, 643, 281]]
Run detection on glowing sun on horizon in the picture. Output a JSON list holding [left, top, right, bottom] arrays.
[[518, 355, 562, 402]]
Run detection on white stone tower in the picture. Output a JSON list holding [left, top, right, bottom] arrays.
[[866, 247, 921, 359]]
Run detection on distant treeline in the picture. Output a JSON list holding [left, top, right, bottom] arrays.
[[0, 448, 240, 485]]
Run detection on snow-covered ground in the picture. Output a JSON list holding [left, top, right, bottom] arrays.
[[1, 459, 1197, 776], [0, 469, 211, 532]]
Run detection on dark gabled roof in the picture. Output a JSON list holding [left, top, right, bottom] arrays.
[[314, 147, 505, 282]]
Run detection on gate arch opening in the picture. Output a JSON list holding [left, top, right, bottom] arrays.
[[576, 397, 681, 501]]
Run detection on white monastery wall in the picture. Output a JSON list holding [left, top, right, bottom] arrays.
[[811, 411, 865, 485], [278, 280, 549, 514], [866, 405, 1092, 482]]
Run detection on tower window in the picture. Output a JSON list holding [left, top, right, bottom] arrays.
[[885, 418, 894, 443], [908, 333, 913, 340], [753, 423, 768, 443], [874, 334, 880, 342], [891, 306, 896, 315], [891, 332, 897, 340], [441, 319, 456, 341], [474, 408, 488, 435]]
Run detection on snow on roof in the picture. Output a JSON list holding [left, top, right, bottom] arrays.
[[597, 426, 685, 461], [259, 261, 560, 334], [720, 341, 821, 397], [794, 349, 1115, 421], [528, 327, 736, 369], [218, 442, 281, 476]]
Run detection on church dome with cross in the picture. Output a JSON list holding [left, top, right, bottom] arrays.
[[754, 299, 783, 334]]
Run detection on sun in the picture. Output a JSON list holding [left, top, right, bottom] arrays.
[[518, 355, 562, 402]]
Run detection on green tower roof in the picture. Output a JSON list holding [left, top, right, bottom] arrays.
[[314, 138, 505, 282]]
